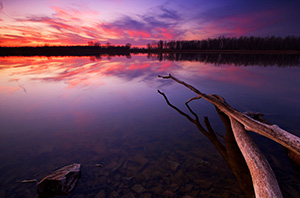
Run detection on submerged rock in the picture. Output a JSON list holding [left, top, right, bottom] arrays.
[[37, 163, 81, 196], [131, 184, 146, 193], [169, 161, 180, 171]]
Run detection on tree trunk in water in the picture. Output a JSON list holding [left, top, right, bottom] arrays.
[[158, 74, 300, 156], [230, 118, 282, 198], [158, 74, 300, 198]]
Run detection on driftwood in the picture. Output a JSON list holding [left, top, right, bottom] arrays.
[[158, 74, 300, 197], [37, 163, 81, 196], [230, 118, 282, 197], [158, 90, 255, 197], [158, 74, 300, 155], [17, 179, 38, 184]]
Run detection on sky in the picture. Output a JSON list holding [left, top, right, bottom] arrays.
[[0, 0, 300, 47]]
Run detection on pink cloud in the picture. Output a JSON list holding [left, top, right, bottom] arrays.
[[98, 23, 125, 38], [52, 7, 81, 22], [0, 7, 107, 46], [1, 4, 181, 46], [202, 9, 282, 37], [155, 28, 174, 40], [127, 30, 151, 38]]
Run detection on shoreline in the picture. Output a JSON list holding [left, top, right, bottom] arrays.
[[1, 46, 300, 57]]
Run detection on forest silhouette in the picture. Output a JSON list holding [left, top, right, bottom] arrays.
[[149, 36, 300, 51], [1, 36, 300, 67]]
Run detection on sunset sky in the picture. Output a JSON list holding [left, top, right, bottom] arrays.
[[1, 0, 300, 47]]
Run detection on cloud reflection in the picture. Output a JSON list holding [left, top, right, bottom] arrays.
[[0, 56, 179, 92], [0, 55, 277, 95], [0, 86, 20, 102]]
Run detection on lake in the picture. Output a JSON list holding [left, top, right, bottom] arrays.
[[0, 54, 300, 197]]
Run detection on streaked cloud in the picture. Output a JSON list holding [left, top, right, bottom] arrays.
[[0, 4, 182, 46], [195, 9, 282, 38], [0, 0, 300, 46]]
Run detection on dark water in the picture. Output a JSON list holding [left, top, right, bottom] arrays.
[[0, 55, 300, 198]]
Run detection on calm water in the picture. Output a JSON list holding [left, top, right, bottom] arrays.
[[0, 54, 300, 198]]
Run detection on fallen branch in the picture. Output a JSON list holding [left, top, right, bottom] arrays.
[[216, 96, 282, 197], [158, 74, 300, 156], [158, 74, 300, 197], [17, 179, 37, 184], [230, 118, 282, 197], [158, 90, 255, 197]]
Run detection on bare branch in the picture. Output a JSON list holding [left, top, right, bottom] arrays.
[[158, 74, 206, 96], [157, 89, 227, 158], [159, 74, 300, 156], [186, 96, 202, 104], [157, 90, 195, 123], [203, 117, 216, 135], [158, 74, 300, 197], [158, 74, 172, 79], [185, 99, 200, 122]]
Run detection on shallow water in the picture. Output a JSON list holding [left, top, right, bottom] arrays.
[[0, 54, 300, 197]]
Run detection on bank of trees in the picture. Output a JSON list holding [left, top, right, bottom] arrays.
[[87, 41, 132, 50], [148, 36, 300, 51]]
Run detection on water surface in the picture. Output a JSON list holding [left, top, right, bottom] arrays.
[[0, 54, 300, 197]]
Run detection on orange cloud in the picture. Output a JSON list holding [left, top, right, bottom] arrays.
[[0, 7, 106, 46], [0, 4, 182, 47], [52, 7, 82, 22], [127, 30, 151, 38]]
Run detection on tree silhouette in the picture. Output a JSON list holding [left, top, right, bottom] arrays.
[[94, 42, 100, 47], [125, 43, 131, 49], [150, 36, 300, 51]]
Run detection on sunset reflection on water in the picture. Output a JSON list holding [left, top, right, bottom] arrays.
[[0, 55, 300, 197]]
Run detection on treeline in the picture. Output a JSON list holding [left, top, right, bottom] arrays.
[[149, 36, 300, 51], [147, 53, 300, 67], [2, 36, 300, 56], [0, 45, 131, 56]]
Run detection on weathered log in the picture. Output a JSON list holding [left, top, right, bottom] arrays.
[[158, 74, 300, 156], [285, 149, 300, 167], [158, 90, 255, 197], [158, 74, 300, 197], [215, 108, 255, 197], [37, 163, 81, 196], [230, 118, 282, 198]]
